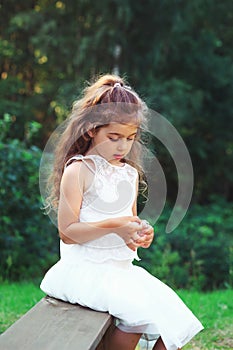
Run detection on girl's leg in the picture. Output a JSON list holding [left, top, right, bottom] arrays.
[[107, 327, 141, 350], [152, 337, 166, 350], [152, 337, 182, 350]]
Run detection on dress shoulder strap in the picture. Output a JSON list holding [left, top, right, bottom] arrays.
[[65, 154, 95, 174], [64, 155, 96, 174]]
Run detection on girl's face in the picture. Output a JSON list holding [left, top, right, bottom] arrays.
[[87, 123, 138, 165]]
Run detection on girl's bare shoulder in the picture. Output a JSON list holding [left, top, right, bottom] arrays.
[[61, 159, 95, 192]]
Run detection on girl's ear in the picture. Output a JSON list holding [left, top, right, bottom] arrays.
[[87, 129, 95, 138], [86, 123, 95, 138]]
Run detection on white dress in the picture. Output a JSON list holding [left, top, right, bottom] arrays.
[[40, 154, 203, 350]]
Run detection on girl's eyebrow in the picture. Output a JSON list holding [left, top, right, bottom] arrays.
[[107, 132, 137, 137]]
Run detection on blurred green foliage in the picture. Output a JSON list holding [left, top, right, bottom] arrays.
[[137, 197, 233, 291], [0, 0, 232, 202], [0, 1, 232, 287], [0, 116, 58, 281], [0, 116, 232, 289]]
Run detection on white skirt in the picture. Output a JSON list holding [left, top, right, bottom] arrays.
[[40, 258, 203, 350]]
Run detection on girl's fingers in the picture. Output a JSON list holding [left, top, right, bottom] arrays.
[[135, 236, 152, 245], [127, 224, 154, 249], [135, 231, 154, 247], [141, 226, 154, 235], [127, 241, 141, 251]]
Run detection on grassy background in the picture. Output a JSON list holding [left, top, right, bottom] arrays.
[[177, 289, 233, 349], [0, 281, 44, 334], [0, 282, 232, 349]]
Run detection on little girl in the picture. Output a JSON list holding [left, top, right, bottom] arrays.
[[40, 74, 203, 350]]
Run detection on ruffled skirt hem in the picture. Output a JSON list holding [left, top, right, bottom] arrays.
[[40, 258, 203, 350]]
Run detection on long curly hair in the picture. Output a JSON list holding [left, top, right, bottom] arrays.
[[44, 74, 148, 213]]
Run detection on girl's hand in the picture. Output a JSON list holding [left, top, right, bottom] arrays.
[[111, 216, 143, 250], [134, 220, 154, 248]]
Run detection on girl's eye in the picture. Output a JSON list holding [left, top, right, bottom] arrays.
[[109, 137, 119, 142], [108, 136, 135, 142]]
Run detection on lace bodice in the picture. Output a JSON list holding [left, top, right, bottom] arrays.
[[60, 154, 140, 263]]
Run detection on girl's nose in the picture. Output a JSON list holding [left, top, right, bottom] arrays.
[[117, 139, 127, 151]]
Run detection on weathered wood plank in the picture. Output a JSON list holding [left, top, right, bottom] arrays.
[[0, 296, 113, 350], [96, 322, 116, 350]]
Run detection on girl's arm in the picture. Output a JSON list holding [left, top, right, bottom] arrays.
[[130, 174, 154, 249], [58, 162, 142, 245]]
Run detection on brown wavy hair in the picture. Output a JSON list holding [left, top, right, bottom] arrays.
[[44, 74, 148, 213]]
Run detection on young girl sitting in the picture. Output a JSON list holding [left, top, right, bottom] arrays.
[[40, 74, 203, 350]]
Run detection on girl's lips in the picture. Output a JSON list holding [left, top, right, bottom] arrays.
[[114, 154, 124, 159]]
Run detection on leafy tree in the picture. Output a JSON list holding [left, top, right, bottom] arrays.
[[137, 197, 233, 291], [0, 115, 58, 280], [1, 0, 232, 202]]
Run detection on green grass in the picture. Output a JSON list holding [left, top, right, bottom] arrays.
[[178, 289, 233, 349], [0, 283, 232, 349], [0, 281, 44, 334]]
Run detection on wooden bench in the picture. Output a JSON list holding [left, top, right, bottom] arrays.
[[0, 296, 114, 350]]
